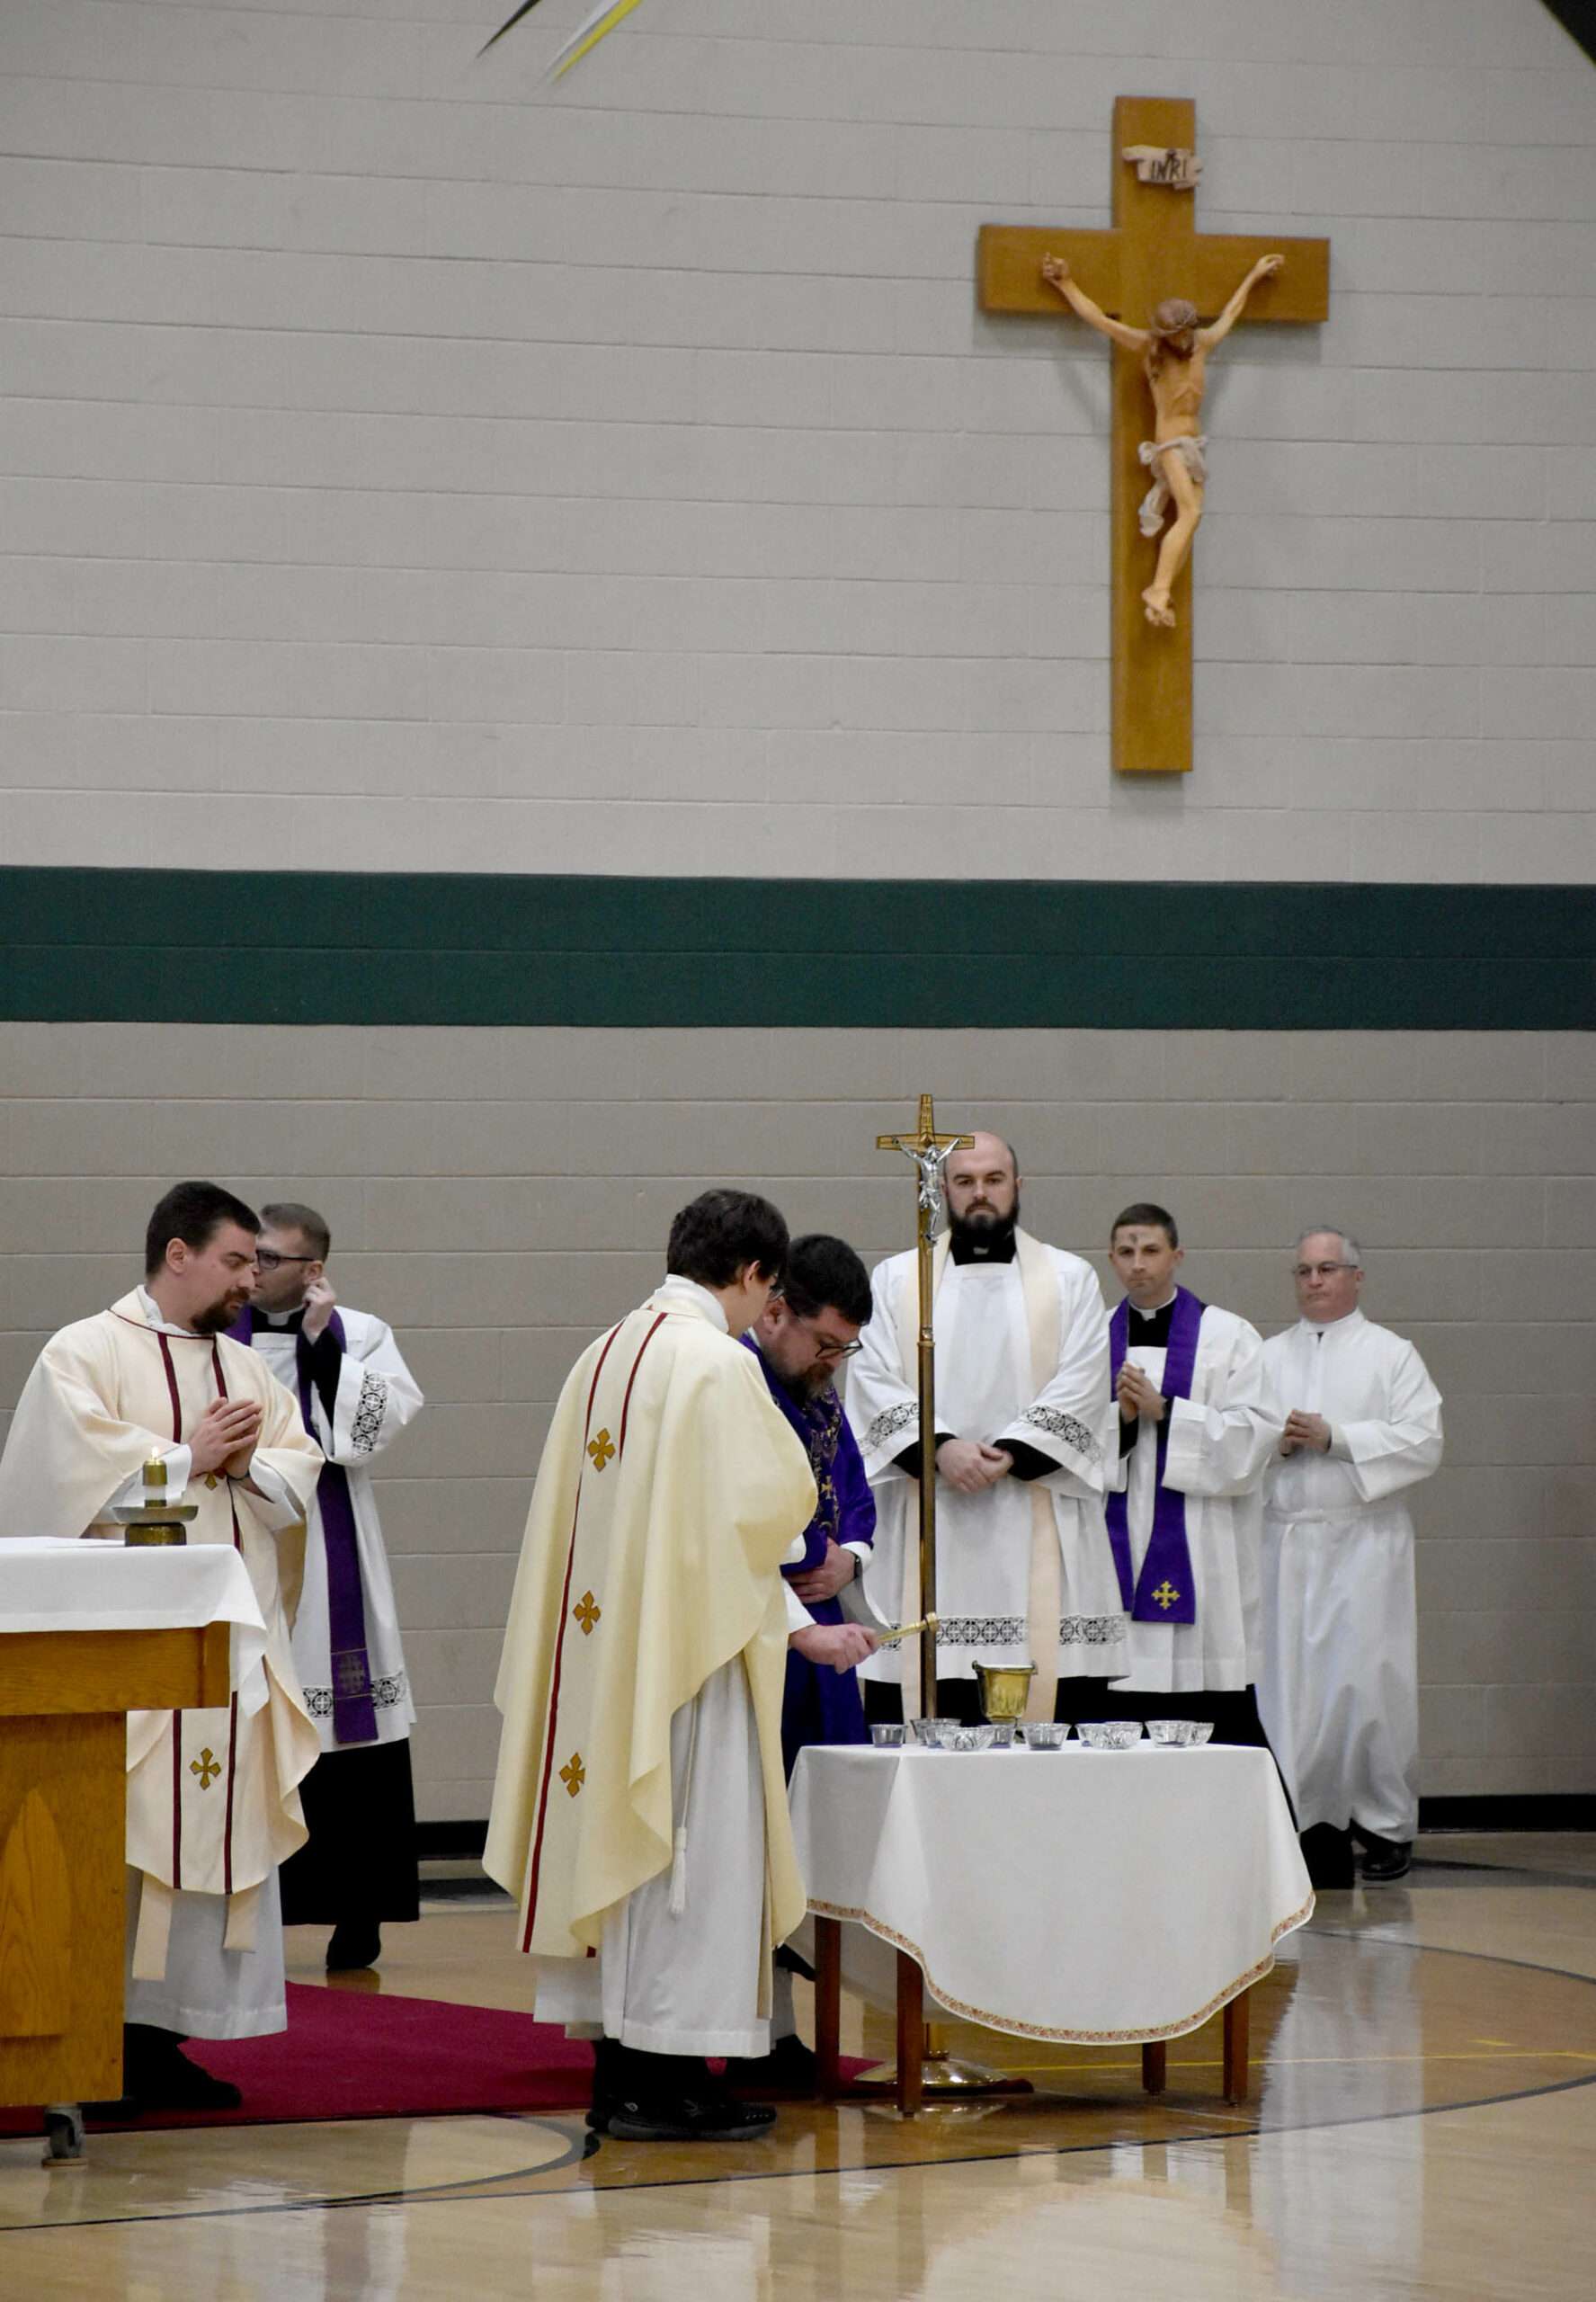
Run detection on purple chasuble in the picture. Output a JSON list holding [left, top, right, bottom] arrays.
[[1105, 1287, 1204, 1626], [229, 1305, 378, 1744]]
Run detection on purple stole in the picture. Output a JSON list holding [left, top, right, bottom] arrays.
[[1105, 1288, 1204, 1626], [229, 1306, 378, 1744]]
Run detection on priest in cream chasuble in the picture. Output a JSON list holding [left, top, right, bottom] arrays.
[[0, 1184, 323, 2080], [848, 1133, 1124, 1719], [486, 1202, 817, 2091]]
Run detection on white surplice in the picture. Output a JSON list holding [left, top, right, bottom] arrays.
[[1110, 1298, 1279, 1694], [848, 1235, 1123, 1700], [246, 1308, 423, 1752], [1258, 1310, 1443, 1840]]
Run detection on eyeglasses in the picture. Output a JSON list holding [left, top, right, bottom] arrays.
[[254, 1250, 317, 1273], [787, 1311, 862, 1362], [1291, 1262, 1357, 1280]]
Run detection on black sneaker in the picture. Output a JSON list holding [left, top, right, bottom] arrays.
[[606, 2084, 777, 2142]]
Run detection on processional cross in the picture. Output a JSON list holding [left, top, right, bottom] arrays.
[[978, 98, 1330, 776], [877, 1094, 973, 1718]]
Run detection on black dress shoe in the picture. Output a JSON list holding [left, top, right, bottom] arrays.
[[125, 2046, 243, 2111], [1300, 1824, 1356, 1890], [326, 1921, 382, 1971], [726, 2033, 816, 2092], [587, 2037, 625, 2133], [1357, 1833, 1413, 1882]]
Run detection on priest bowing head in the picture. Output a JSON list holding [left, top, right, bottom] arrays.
[[485, 1188, 849, 2144]]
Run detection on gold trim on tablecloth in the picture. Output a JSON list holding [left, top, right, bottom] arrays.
[[806, 1892, 1316, 2045]]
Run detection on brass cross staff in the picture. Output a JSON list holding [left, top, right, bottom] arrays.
[[877, 1095, 974, 1718], [978, 96, 1330, 776]]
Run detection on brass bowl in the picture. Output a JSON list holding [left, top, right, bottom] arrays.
[[972, 1662, 1036, 1723]]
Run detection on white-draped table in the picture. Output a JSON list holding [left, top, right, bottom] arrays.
[[1, 1537, 266, 2126], [789, 1743, 1313, 2115]]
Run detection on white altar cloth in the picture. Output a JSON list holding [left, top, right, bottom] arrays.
[[0, 1537, 267, 1710], [789, 1744, 1313, 2043]]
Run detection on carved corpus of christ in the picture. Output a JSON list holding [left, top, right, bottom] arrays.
[[1041, 250, 1283, 629]]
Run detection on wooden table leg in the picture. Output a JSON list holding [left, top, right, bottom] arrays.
[[896, 1950, 924, 2118], [1223, 1986, 1251, 2102], [813, 1917, 842, 2099], [1141, 2039, 1167, 2096]]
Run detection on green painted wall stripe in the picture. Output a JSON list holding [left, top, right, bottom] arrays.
[[2, 870, 1591, 1031]]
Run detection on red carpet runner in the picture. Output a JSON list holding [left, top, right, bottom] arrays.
[[0, 1985, 859, 2135]]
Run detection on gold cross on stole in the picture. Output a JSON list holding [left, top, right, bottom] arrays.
[[189, 1747, 222, 1789], [1152, 1580, 1181, 1611], [978, 97, 1330, 776]]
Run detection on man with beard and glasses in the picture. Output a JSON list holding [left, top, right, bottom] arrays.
[[0, 1182, 324, 2111], [732, 1233, 880, 2087], [850, 1132, 1124, 1724]]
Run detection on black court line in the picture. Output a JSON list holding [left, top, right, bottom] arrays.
[[1407, 1855, 1596, 1894], [0, 2121, 594, 2236], [6, 1931, 1595, 2235]]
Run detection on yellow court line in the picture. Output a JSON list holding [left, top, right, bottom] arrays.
[[1000, 2048, 1596, 2075]]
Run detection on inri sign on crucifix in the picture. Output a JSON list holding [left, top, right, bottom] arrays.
[[979, 99, 1330, 777]]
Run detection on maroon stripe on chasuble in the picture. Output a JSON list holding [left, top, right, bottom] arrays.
[[210, 1343, 243, 1894], [156, 1330, 185, 1884], [618, 1314, 667, 1457], [521, 1320, 626, 1954]]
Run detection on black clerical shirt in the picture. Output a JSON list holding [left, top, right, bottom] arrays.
[[891, 1223, 1054, 1481], [1118, 1295, 1176, 1457]]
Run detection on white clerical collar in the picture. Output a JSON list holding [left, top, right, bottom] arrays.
[[655, 1274, 729, 1332], [136, 1284, 203, 1339], [1303, 1307, 1364, 1336], [1130, 1292, 1178, 1317]]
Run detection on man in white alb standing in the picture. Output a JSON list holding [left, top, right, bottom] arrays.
[[1260, 1230, 1443, 1887], [1094, 1202, 1279, 1740], [849, 1131, 1124, 1722], [233, 1202, 424, 1970]]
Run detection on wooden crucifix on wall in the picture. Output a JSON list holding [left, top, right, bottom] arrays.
[[978, 98, 1330, 777]]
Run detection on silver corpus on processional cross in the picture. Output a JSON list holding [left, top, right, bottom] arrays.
[[894, 1135, 966, 1241]]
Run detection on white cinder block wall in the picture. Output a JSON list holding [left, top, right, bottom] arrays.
[[1, 0, 1592, 881]]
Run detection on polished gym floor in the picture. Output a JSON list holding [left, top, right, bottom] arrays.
[[3, 1834, 1593, 2298]]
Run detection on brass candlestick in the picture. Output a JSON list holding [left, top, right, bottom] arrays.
[[111, 1451, 198, 1547]]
